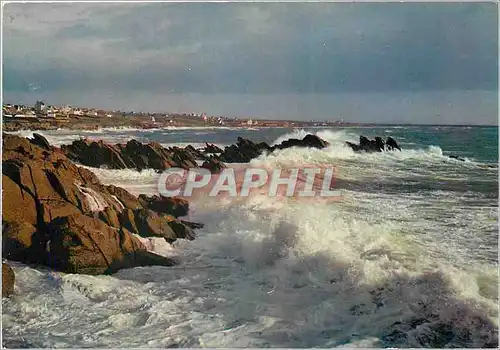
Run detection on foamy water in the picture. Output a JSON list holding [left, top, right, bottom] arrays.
[[2, 126, 498, 347]]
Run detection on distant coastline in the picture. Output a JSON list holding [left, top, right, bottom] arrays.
[[2, 103, 495, 132], [2, 116, 496, 133]]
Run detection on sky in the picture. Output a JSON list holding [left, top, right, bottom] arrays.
[[2, 1, 498, 124]]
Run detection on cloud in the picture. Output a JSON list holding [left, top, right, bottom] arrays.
[[2, 2, 497, 123]]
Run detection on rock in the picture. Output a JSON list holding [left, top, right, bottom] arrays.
[[218, 137, 271, 163], [219, 134, 329, 163], [374, 137, 385, 152], [385, 137, 402, 151], [62, 139, 129, 169], [138, 195, 189, 217], [47, 213, 176, 275], [122, 140, 169, 170], [3, 159, 84, 223], [204, 143, 223, 154], [2, 133, 33, 154], [118, 206, 197, 243], [167, 219, 196, 241], [2, 221, 42, 262], [273, 134, 330, 151], [2, 175, 38, 226], [346, 135, 402, 153], [98, 206, 121, 228], [1, 134, 203, 272], [29, 133, 51, 151], [180, 220, 204, 229], [61, 138, 200, 171], [449, 155, 466, 162], [201, 157, 226, 174], [184, 145, 207, 160], [105, 185, 142, 210], [119, 208, 139, 234], [2, 263, 15, 297], [131, 209, 179, 242], [166, 146, 199, 169], [345, 141, 360, 152]]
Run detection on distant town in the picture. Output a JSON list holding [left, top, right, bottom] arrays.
[[2, 101, 355, 132]]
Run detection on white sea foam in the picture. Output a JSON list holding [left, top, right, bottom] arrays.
[[75, 184, 108, 212], [3, 190, 497, 347], [110, 195, 125, 211], [2, 127, 497, 348]]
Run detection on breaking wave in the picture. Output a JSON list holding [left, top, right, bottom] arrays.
[[2, 126, 497, 348]]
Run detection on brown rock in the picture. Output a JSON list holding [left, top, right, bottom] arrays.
[[2, 263, 15, 297], [61, 139, 129, 169], [1, 134, 202, 273], [131, 209, 178, 242], [119, 208, 139, 234], [201, 157, 226, 174], [105, 185, 142, 210], [2, 221, 41, 262], [203, 143, 223, 154], [98, 206, 121, 228], [61, 137, 200, 171], [47, 213, 175, 275], [167, 220, 196, 241], [138, 194, 189, 217], [2, 175, 38, 226]]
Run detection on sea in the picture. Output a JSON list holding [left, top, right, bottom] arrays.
[[2, 125, 498, 348]]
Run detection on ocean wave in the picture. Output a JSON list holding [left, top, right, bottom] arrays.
[[266, 128, 495, 171], [2, 126, 496, 347], [3, 191, 497, 347]]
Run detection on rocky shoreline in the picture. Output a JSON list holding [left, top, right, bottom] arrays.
[[2, 132, 497, 349], [4, 129, 470, 298], [1, 132, 332, 297]]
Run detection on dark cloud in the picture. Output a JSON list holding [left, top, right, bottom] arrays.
[[2, 2, 498, 123]]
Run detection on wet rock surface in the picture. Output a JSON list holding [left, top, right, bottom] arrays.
[[346, 135, 402, 152], [2, 134, 203, 275]]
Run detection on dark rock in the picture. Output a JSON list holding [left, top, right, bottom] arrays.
[[62, 139, 129, 169], [165, 146, 199, 169], [131, 208, 178, 242], [167, 219, 196, 241], [180, 220, 204, 229], [204, 143, 223, 154], [61, 138, 200, 171], [345, 141, 360, 152], [449, 155, 466, 162], [385, 137, 402, 151], [2, 221, 41, 262], [201, 157, 226, 174], [2, 263, 15, 297], [219, 134, 329, 163], [138, 195, 189, 217], [346, 135, 402, 153], [374, 137, 385, 152], [30, 133, 51, 151], [273, 134, 330, 151], [184, 145, 207, 160]]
